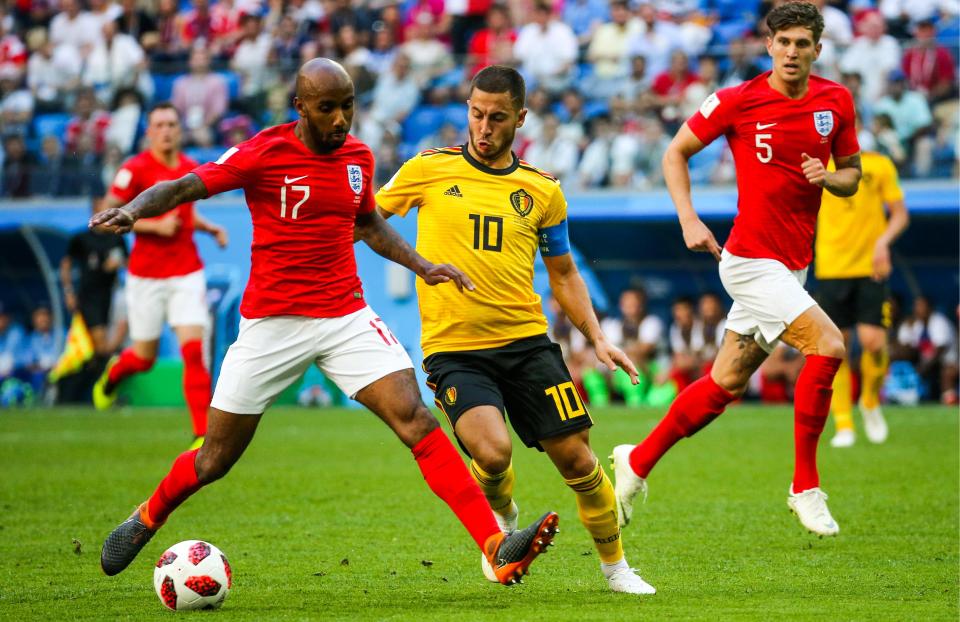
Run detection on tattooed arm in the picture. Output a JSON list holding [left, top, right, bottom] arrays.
[[355, 208, 474, 291], [543, 253, 639, 383], [89, 173, 209, 234]]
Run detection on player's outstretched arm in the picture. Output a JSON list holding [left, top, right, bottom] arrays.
[[663, 123, 722, 261], [356, 208, 475, 292], [804, 151, 862, 197], [543, 253, 639, 385], [89, 173, 208, 235]]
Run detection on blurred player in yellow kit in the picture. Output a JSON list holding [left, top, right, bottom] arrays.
[[816, 146, 909, 447]]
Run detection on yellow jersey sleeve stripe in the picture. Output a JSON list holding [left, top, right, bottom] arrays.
[[517, 161, 558, 182]]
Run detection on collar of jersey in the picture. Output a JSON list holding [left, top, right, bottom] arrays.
[[460, 143, 519, 176]]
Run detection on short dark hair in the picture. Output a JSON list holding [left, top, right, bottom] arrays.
[[469, 65, 526, 110], [147, 101, 179, 122], [766, 1, 824, 43]]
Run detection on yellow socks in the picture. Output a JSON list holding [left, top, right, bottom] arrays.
[[831, 358, 854, 432], [470, 460, 515, 515], [860, 349, 889, 410], [565, 460, 623, 564]]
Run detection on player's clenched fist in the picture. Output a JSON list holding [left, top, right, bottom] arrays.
[[89, 207, 136, 234], [801, 153, 827, 187], [421, 262, 476, 292]]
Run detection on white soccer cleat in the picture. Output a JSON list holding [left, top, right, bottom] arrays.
[[610, 444, 647, 528], [481, 501, 520, 583], [607, 567, 656, 595], [787, 486, 839, 537], [860, 401, 889, 444], [829, 428, 855, 448]]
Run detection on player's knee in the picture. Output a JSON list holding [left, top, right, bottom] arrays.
[[194, 444, 238, 484], [712, 371, 750, 398], [471, 443, 512, 475], [399, 404, 440, 446], [818, 332, 846, 359]]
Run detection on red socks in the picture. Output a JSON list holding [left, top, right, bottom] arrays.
[[793, 355, 842, 492], [411, 428, 500, 551], [181, 340, 211, 437], [107, 348, 155, 389], [630, 374, 735, 478], [145, 449, 203, 527]]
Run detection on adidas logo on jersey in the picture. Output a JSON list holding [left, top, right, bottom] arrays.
[[443, 185, 463, 197]]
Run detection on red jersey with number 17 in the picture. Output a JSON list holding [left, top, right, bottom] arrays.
[[109, 150, 203, 279], [192, 123, 375, 319], [686, 71, 859, 270]]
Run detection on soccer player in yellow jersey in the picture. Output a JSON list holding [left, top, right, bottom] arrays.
[[375, 66, 656, 595], [816, 148, 909, 447]]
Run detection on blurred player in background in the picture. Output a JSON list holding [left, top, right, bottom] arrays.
[[612, 1, 862, 538], [377, 65, 655, 595], [93, 103, 228, 448], [93, 59, 558, 586], [816, 139, 909, 448]]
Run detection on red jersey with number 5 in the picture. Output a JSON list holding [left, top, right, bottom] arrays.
[[192, 123, 375, 319], [109, 151, 203, 278], [686, 71, 859, 269]]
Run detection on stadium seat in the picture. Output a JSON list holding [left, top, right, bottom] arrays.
[[218, 71, 241, 100], [442, 103, 468, 131], [32, 113, 71, 140], [152, 73, 180, 103], [184, 146, 227, 164], [584, 100, 609, 119], [401, 106, 445, 145]]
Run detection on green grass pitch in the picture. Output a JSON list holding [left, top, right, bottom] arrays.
[[1, 404, 956, 621]]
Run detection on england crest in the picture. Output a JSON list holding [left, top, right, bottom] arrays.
[[347, 164, 363, 195], [813, 111, 834, 137]]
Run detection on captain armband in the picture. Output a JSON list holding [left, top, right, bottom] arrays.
[[538, 220, 570, 257]]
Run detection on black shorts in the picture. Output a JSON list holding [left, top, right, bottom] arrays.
[[817, 277, 890, 329], [423, 334, 592, 453], [78, 290, 113, 329]]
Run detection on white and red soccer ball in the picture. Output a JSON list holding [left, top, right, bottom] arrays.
[[153, 540, 232, 611]]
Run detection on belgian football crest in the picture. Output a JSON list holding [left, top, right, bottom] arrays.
[[347, 165, 363, 195], [509, 189, 534, 217], [813, 111, 834, 136], [444, 387, 457, 406]]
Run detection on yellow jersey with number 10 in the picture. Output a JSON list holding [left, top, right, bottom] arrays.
[[375, 145, 568, 358], [815, 151, 904, 279]]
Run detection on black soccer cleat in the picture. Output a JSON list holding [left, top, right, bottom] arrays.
[[485, 511, 559, 586], [101, 503, 157, 576]]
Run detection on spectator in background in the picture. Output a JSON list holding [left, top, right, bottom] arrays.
[[577, 114, 614, 189], [415, 121, 462, 152], [153, 0, 187, 63], [839, 11, 901, 103], [27, 27, 81, 113], [66, 88, 111, 158], [0, 303, 25, 382], [0, 75, 35, 136], [586, 0, 640, 98], [758, 344, 804, 403], [874, 69, 934, 176], [0, 15, 27, 83], [562, 0, 609, 49], [114, 0, 159, 51], [719, 38, 763, 89], [22, 305, 61, 395], [682, 55, 719, 119], [697, 291, 726, 363], [633, 117, 671, 188], [627, 4, 683, 79], [369, 52, 419, 133], [400, 17, 452, 88], [667, 295, 707, 393], [1, 134, 36, 198], [105, 88, 143, 156], [181, 0, 230, 57], [896, 295, 959, 404], [618, 55, 651, 103], [465, 5, 516, 78], [600, 287, 664, 401], [368, 23, 399, 76], [878, 0, 957, 39], [902, 19, 957, 104], [522, 113, 579, 185], [513, 3, 578, 94], [35, 135, 70, 196], [445, 0, 491, 57], [173, 46, 228, 147], [231, 12, 274, 118], [272, 14, 308, 79], [650, 50, 700, 129], [336, 25, 374, 96], [49, 0, 102, 52], [608, 119, 641, 187], [89, 0, 122, 30], [516, 86, 549, 146], [83, 20, 149, 103], [872, 112, 908, 168]]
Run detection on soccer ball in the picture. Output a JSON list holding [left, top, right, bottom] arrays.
[[153, 540, 232, 611]]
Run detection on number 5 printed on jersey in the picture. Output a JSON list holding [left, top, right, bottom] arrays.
[[280, 184, 310, 219]]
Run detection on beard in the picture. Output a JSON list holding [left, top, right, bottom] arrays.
[[469, 126, 517, 163]]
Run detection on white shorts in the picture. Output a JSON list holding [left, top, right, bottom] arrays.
[[126, 269, 209, 341], [719, 249, 817, 354], [210, 305, 414, 414]]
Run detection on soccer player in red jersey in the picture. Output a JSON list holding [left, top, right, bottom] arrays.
[[92, 58, 558, 585], [611, 1, 862, 538], [93, 103, 228, 449]]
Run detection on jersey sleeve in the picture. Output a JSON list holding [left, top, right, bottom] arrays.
[[374, 154, 425, 217], [878, 156, 905, 204], [538, 183, 571, 257], [108, 157, 142, 205], [192, 142, 259, 196], [357, 150, 376, 215], [831, 88, 860, 159], [685, 87, 736, 145]]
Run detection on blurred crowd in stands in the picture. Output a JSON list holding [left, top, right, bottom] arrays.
[[548, 288, 960, 407], [0, 0, 954, 198]]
